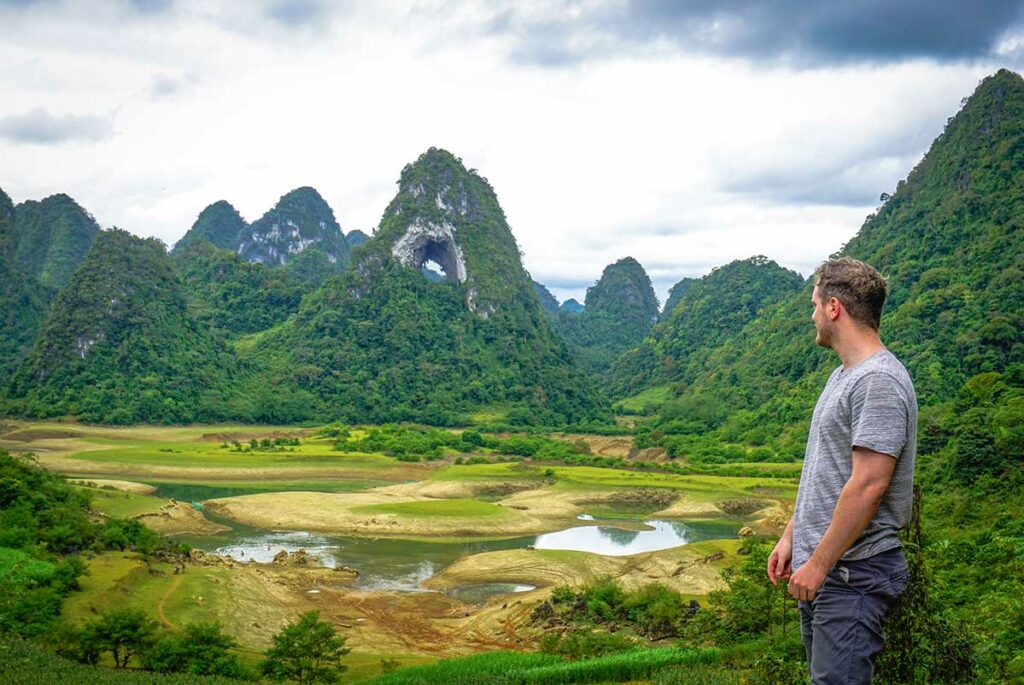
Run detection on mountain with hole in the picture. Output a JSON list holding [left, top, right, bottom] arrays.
[[246, 148, 609, 426]]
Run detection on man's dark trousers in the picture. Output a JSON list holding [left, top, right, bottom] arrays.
[[799, 547, 909, 684]]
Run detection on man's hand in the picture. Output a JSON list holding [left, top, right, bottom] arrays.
[[788, 558, 828, 602], [767, 537, 793, 586]]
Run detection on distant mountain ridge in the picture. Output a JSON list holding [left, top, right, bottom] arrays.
[[174, 187, 350, 279], [551, 257, 660, 376], [8, 228, 242, 423]]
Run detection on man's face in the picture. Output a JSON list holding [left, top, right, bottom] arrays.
[[811, 286, 833, 348]]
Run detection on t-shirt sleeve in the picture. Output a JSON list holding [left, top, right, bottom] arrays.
[[850, 371, 909, 458]]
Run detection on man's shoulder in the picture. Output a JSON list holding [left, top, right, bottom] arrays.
[[850, 351, 916, 398]]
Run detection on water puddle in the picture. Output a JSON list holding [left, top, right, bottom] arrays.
[[446, 583, 536, 604]]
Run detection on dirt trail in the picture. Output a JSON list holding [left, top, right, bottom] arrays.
[[157, 574, 183, 629]]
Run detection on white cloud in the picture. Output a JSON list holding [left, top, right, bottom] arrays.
[[0, 1, 1013, 305]]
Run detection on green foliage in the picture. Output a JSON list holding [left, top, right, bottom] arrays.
[[0, 450, 178, 640], [683, 543, 797, 646], [172, 201, 246, 255], [11, 193, 99, 290], [0, 635, 241, 684], [876, 486, 976, 685], [660, 277, 698, 320], [539, 629, 636, 659], [6, 228, 246, 424], [144, 622, 245, 678], [533, 280, 561, 315], [362, 647, 720, 685], [536, 577, 700, 641], [552, 257, 661, 376], [260, 610, 350, 684], [610, 255, 804, 402], [0, 189, 52, 384], [78, 608, 158, 668], [246, 148, 610, 427], [174, 240, 304, 337]]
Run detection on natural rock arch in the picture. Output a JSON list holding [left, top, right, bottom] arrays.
[[391, 219, 467, 283]]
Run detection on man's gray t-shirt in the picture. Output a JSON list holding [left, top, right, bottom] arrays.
[[791, 349, 917, 571]]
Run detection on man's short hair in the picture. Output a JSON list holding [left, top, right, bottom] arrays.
[[814, 257, 888, 331]]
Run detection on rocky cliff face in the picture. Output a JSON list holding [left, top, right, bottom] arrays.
[[174, 188, 350, 272], [239, 187, 349, 267]]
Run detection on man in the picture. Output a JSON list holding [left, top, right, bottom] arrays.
[[767, 257, 916, 684]]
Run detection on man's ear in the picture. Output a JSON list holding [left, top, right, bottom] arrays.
[[828, 297, 841, 321]]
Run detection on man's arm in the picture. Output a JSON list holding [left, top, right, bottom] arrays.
[[787, 446, 896, 602]]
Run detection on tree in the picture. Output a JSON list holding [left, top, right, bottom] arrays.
[[144, 621, 245, 677], [260, 611, 350, 684], [79, 608, 157, 668]]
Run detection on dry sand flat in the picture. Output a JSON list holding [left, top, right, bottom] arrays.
[[423, 541, 738, 597], [136, 501, 232, 536], [203, 480, 634, 537], [68, 478, 157, 494]]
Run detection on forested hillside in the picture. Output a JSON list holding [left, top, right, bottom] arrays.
[[552, 257, 661, 376], [244, 148, 610, 426], [11, 193, 99, 290], [172, 241, 305, 337], [171, 200, 246, 254], [0, 189, 50, 384], [610, 256, 803, 401], [6, 229, 243, 424]]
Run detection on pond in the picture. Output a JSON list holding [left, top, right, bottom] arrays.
[[177, 511, 739, 599]]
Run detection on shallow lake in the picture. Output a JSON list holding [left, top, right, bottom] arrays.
[[176, 510, 738, 599]]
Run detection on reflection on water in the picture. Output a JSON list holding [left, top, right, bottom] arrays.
[[534, 520, 717, 556], [447, 583, 536, 604], [186, 516, 738, 592]]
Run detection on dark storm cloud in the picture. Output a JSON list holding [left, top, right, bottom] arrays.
[[0, 108, 114, 144], [128, 0, 172, 12], [500, 0, 1024, 66], [264, 0, 326, 28]]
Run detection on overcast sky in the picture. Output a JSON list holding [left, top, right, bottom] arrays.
[[2, 1, 1023, 305]]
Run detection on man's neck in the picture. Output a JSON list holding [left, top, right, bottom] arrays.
[[832, 329, 886, 370]]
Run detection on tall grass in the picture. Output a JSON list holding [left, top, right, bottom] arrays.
[[362, 647, 722, 685]]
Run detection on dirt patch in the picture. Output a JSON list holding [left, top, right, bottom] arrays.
[[716, 498, 771, 516], [2, 428, 84, 441], [554, 434, 635, 457], [70, 479, 157, 495], [136, 501, 231, 536], [652, 496, 724, 518], [583, 488, 677, 509], [628, 447, 667, 461]]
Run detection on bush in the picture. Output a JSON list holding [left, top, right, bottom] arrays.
[[260, 610, 350, 683]]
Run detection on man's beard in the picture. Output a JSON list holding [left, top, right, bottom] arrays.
[[815, 319, 834, 348]]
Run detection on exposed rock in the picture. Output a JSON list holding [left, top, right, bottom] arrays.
[[391, 218, 467, 283]]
